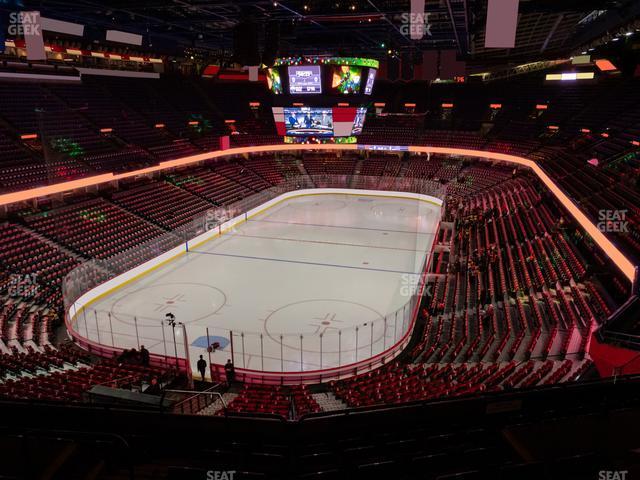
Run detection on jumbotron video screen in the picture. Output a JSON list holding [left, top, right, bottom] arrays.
[[269, 56, 379, 140]]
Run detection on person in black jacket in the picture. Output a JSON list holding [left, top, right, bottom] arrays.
[[139, 345, 150, 367], [224, 359, 235, 385], [196, 355, 207, 382]]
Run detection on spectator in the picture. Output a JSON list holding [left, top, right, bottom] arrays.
[[127, 348, 139, 364], [224, 359, 235, 385], [139, 345, 150, 367], [145, 376, 161, 395], [115, 350, 125, 365], [197, 355, 207, 382]]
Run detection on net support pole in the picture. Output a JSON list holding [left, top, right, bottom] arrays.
[[94, 310, 101, 344], [108, 312, 115, 347], [300, 335, 303, 371], [370, 322, 374, 356], [355, 326, 359, 362], [241, 332, 246, 368], [161, 321, 168, 360], [206, 327, 213, 381], [180, 323, 193, 388], [395, 311, 399, 342], [229, 330, 235, 366], [383, 318, 387, 350], [338, 330, 342, 366], [319, 333, 323, 369], [403, 304, 407, 334], [260, 333, 264, 371], [171, 325, 179, 369], [134, 316, 140, 349], [83, 308, 89, 339], [280, 335, 284, 372]]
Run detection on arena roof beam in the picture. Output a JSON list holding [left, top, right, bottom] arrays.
[[444, 0, 467, 53], [540, 13, 563, 52]]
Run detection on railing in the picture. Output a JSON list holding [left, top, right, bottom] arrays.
[[62, 175, 445, 383], [169, 385, 226, 415]]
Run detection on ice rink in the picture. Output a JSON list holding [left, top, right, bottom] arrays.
[[80, 192, 441, 374]]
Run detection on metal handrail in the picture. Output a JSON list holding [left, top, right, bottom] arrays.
[[165, 387, 227, 415]]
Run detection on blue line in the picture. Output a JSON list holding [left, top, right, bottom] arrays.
[[232, 232, 426, 253], [250, 218, 434, 235], [190, 249, 421, 275]]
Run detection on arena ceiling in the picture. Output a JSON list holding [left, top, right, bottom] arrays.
[[16, 0, 640, 63]]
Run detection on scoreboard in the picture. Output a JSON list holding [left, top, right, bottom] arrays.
[[268, 56, 379, 140], [288, 66, 322, 94]]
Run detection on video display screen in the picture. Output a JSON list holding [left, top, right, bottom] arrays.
[[266, 68, 283, 95], [351, 107, 367, 135], [288, 66, 322, 94], [364, 68, 377, 95], [331, 65, 362, 94], [284, 107, 333, 136]]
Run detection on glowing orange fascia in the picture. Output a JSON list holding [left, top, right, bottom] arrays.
[[441, 103, 453, 108], [373, 102, 386, 107], [408, 145, 636, 283], [0, 143, 634, 283], [20, 134, 38, 140], [536, 104, 548, 110], [404, 103, 417, 107], [489, 103, 502, 109], [595, 59, 617, 72]]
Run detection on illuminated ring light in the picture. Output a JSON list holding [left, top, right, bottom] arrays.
[[26, 142, 634, 384], [1, 144, 635, 285]]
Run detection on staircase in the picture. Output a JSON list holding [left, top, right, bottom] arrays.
[[196, 392, 238, 416], [312, 391, 348, 412]]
